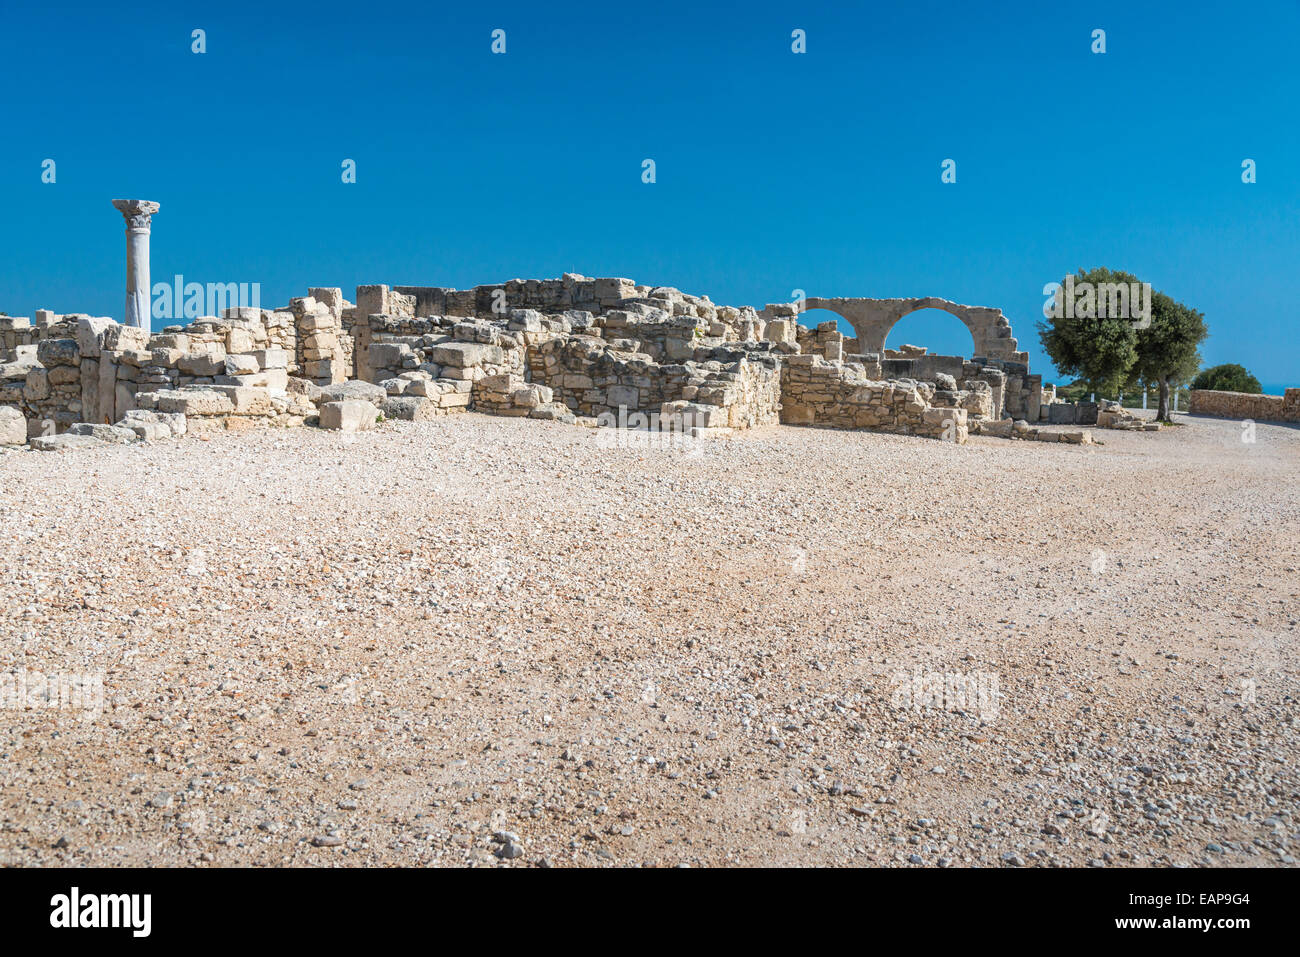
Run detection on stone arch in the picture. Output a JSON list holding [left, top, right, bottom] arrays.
[[881, 305, 981, 358], [780, 296, 1022, 362]]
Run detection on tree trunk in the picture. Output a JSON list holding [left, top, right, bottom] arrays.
[[1157, 378, 1171, 422]]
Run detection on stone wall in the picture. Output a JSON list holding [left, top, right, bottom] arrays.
[[4, 273, 1058, 449], [1189, 389, 1300, 423], [527, 334, 780, 427], [294, 290, 349, 385], [135, 384, 315, 433], [2, 308, 307, 436], [354, 314, 526, 385], [779, 354, 980, 442], [351, 304, 782, 431]]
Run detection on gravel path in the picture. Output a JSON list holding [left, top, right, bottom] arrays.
[[1, 412, 1296, 867]]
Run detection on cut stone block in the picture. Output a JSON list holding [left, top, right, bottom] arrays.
[[317, 380, 387, 405], [319, 399, 382, 432], [68, 422, 139, 444], [224, 354, 261, 376], [156, 389, 236, 416], [429, 342, 503, 368], [0, 406, 26, 445], [29, 433, 105, 452], [118, 409, 186, 440], [251, 348, 289, 370]]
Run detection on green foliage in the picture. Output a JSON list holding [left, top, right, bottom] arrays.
[[1055, 379, 1091, 402], [1040, 268, 1211, 422], [1036, 267, 1141, 396], [1190, 363, 1262, 394], [1129, 291, 1206, 391]]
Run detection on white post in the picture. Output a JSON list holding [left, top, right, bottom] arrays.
[[111, 199, 160, 334]]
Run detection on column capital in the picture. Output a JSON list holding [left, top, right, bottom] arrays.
[[112, 198, 160, 230]]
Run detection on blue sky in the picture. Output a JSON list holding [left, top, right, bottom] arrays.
[[2, 0, 1297, 387]]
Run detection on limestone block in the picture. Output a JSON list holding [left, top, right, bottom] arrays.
[[298, 312, 333, 334], [68, 423, 138, 444], [102, 325, 150, 353], [308, 287, 344, 318], [978, 418, 1015, 438], [405, 379, 439, 397], [381, 396, 441, 421], [75, 317, 115, 358], [156, 389, 236, 416], [437, 391, 471, 409], [210, 385, 273, 415], [0, 406, 25, 445], [355, 285, 390, 318], [226, 329, 256, 354], [23, 368, 50, 401], [661, 400, 724, 429], [29, 433, 104, 452], [79, 359, 100, 424], [303, 359, 342, 381], [429, 342, 503, 368], [606, 385, 639, 409], [510, 384, 553, 409], [921, 408, 966, 429], [118, 409, 187, 441], [320, 399, 381, 432], [48, 365, 79, 386], [214, 369, 288, 391], [251, 348, 289, 370], [36, 338, 80, 367], [98, 357, 119, 423], [317, 380, 387, 405], [178, 354, 226, 377], [221, 306, 263, 323], [594, 277, 636, 302], [152, 333, 190, 351], [111, 382, 138, 417], [224, 354, 261, 376], [368, 342, 413, 370], [780, 403, 816, 425]]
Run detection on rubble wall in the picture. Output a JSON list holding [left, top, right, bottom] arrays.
[[779, 354, 977, 442], [1189, 388, 1300, 422]]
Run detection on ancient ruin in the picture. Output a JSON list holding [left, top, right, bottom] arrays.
[[0, 267, 1118, 451], [0, 199, 1138, 450], [110, 199, 160, 334], [2, 269, 1109, 451], [1189, 388, 1300, 423]]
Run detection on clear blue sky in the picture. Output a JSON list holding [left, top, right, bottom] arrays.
[[3, 0, 1297, 387]]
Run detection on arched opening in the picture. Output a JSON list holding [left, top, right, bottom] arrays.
[[882, 308, 978, 360]]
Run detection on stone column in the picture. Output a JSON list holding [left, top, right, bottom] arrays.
[[111, 199, 160, 334]]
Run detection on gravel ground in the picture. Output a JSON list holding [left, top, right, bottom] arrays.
[[1, 411, 1296, 867]]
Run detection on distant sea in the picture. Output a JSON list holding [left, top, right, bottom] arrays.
[[1258, 382, 1294, 396]]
